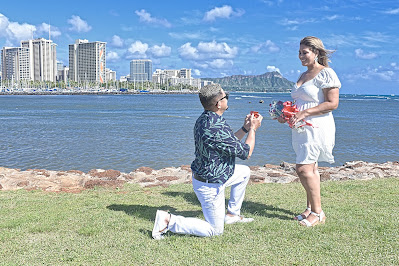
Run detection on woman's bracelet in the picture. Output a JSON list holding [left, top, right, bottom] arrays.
[[241, 126, 249, 133]]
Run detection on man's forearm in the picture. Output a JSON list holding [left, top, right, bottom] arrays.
[[235, 126, 248, 140], [244, 129, 256, 159]]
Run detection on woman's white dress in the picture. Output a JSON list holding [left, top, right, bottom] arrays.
[[291, 68, 341, 164]]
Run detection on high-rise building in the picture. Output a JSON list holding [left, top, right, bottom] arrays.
[[1, 47, 31, 81], [179, 68, 191, 79], [21, 38, 57, 82], [69, 39, 106, 83], [130, 59, 152, 82]]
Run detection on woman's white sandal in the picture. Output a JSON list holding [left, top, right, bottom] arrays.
[[294, 207, 311, 221], [299, 211, 326, 227]]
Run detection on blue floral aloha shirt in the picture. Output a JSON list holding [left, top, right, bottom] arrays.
[[191, 110, 250, 184]]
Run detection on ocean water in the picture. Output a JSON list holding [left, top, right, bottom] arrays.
[[0, 93, 398, 172]]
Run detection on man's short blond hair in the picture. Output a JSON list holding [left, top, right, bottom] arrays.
[[199, 83, 223, 109]]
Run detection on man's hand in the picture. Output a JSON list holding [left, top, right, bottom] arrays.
[[248, 113, 263, 131]]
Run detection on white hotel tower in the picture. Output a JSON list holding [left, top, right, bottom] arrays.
[[1, 47, 30, 81], [21, 38, 57, 82], [69, 39, 106, 83]]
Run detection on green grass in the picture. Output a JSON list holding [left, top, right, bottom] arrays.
[[1, 178, 398, 265]]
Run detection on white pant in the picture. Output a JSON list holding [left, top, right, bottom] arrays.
[[168, 164, 251, 237]]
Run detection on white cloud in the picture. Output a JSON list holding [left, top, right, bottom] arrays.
[[324, 32, 390, 49], [126, 41, 171, 58], [203, 5, 245, 22], [326, 15, 339, 21], [128, 40, 148, 55], [261, 0, 283, 6], [0, 13, 10, 36], [135, 9, 171, 28], [37, 23, 61, 38], [111, 35, 124, 47], [382, 8, 399, 15], [198, 41, 238, 58], [67, 15, 92, 32], [344, 64, 399, 83], [193, 62, 209, 69], [266, 65, 280, 73], [107, 51, 120, 61], [179, 43, 199, 60], [280, 18, 300, 26], [193, 69, 201, 76], [279, 17, 317, 30], [179, 41, 238, 73], [362, 31, 390, 44], [281, 17, 318, 26], [208, 59, 234, 69], [0, 13, 64, 44], [149, 43, 171, 57], [251, 40, 280, 53], [378, 70, 395, 80], [355, 48, 378, 59], [7, 22, 36, 41], [179, 41, 238, 60], [0, 14, 35, 42]]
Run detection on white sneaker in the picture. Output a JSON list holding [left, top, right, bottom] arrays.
[[152, 210, 170, 240], [224, 215, 254, 225]]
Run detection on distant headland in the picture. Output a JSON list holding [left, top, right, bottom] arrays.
[[204, 71, 293, 92]]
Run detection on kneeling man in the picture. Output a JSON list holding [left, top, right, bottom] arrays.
[[153, 84, 263, 239]]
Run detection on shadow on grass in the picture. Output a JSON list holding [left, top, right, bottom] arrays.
[[106, 204, 203, 238], [107, 190, 296, 239], [162, 191, 295, 220], [106, 204, 202, 221]]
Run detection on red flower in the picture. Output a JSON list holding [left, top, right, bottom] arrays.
[[269, 100, 314, 132]]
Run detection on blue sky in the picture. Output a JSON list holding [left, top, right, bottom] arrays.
[[1, 0, 399, 95]]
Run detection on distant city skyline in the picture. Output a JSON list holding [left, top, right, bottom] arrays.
[[1, 0, 399, 94]]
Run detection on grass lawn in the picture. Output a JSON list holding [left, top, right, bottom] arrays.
[[0, 177, 398, 265]]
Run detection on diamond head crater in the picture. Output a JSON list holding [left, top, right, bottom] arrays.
[[204, 71, 294, 92]]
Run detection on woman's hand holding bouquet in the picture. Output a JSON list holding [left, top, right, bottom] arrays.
[[269, 101, 313, 133]]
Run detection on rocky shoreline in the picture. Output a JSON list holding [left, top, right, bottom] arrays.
[[0, 161, 398, 193]]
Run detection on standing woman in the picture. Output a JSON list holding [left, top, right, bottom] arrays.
[[285, 36, 341, 226]]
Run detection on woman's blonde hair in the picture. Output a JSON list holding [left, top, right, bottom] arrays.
[[300, 36, 334, 67]]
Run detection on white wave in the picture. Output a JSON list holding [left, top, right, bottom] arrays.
[[241, 95, 259, 98], [364, 95, 390, 99], [165, 115, 191, 119]]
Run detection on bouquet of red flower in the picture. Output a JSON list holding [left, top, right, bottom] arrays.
[[269, 100, 313, 132]]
